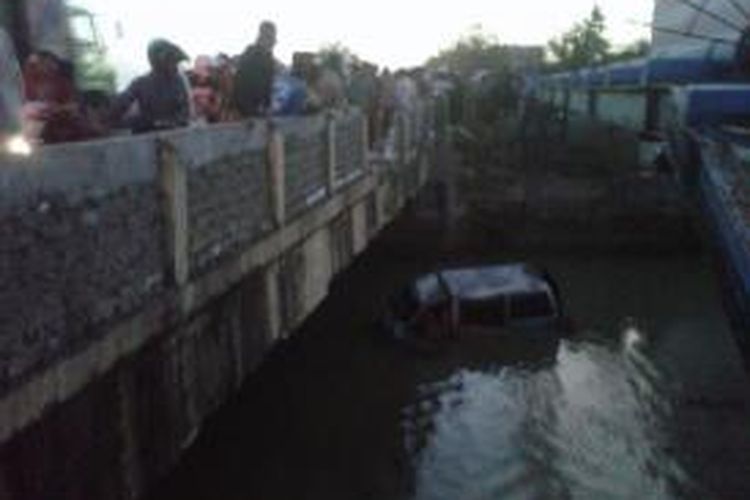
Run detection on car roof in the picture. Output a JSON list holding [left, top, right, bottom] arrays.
[[413, 264, 552, 305]]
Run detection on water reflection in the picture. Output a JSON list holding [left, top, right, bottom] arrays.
[[404, 324, 750, 500], [147, 216, 750, 500]]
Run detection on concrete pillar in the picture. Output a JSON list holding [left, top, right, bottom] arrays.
[[587, 89, 598, 119], [264, 261, 283, 343], [351, 202, 368, 256], [326, 112, 337, 194], [645, 88, 661, 133], [158, 139, 190, 287], [117, 367, 143, 500], [361, 113, 370, 174], [419, 149, 429, 188], [562, 88, 571, 140], [267, 123, 286, 228], [301, 230, 332, 312], [397, 113, 409, 168]]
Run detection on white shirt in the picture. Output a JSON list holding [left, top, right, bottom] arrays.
[[395, 76, 418, 113]]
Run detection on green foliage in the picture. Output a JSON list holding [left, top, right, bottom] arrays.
[[426, 25, 545, 127], [607, 39, 650, 63], [547, 6, 611, 70], [427, 26, 511, 77], [318, 42, 357, 73]]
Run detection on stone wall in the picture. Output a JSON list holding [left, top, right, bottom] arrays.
[[454, 93, 695, 251], [0, 137, 165, 396], [173, 126, 274, 276], [280, 116, 329, 220], [0, 101, 442, 500], [334, 110, 367, 188]]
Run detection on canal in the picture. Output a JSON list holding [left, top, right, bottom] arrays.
[[147, 206, 750, 500]]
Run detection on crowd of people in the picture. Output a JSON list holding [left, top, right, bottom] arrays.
[[0, 20, 442, 152]]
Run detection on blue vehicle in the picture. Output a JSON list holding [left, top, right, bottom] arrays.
[[538, 0, 750, 337]]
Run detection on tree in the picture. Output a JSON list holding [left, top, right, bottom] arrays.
[[427, 26, 510, 77], [426, 26, 544, 127], [547, 6, 611, 70], [317, 42, 357, 74], [607, 39, 650, 63]]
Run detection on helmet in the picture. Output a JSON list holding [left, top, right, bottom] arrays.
[[148, 39, 188, 68]]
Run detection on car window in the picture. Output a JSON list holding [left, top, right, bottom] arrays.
[[392, 286, 419, 318], [415, 273, 449, 306], [461, 298, 506, 326], [509, 292, 554, 320]]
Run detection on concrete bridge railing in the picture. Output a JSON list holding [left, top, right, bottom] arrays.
[[0, 100, 444, 499]]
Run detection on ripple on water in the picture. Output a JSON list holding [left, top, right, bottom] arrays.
[[402, 336, 742, 500]]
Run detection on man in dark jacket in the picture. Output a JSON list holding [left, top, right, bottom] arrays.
[[111, 39, 191, 134], [234, 21, 277, 117]]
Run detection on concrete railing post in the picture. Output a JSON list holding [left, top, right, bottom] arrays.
[[361, 112, 370, 174], [562, 88, 571, 140], [645, 88, 661, 133], [326, 112, 337, 194], [397, 113, 408, 169], [267, 122, 286, 228], [263, 261, 283, 343], [587, 89, 598, 119], [413, 107, 420, 159], [158, 139, 190, 287]]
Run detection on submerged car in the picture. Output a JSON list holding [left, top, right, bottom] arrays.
[[384, 263, 567, 341]]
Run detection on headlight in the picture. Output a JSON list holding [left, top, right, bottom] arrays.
[[5, 135, 32, 157]]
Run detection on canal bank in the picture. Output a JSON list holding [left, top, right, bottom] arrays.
[[147, 204, 750, 500], [434, 100, 698, 255]]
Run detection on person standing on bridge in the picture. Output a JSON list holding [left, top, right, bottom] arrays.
[[110, 39, 191, 134], [234, 21, 277, 118]]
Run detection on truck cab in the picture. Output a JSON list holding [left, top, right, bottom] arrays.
[[1, 0, 115, 93], [0, 0, 115, 147]]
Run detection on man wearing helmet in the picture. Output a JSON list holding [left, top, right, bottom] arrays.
[[111, 39, 191, 134]]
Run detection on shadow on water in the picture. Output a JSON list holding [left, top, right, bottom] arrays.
[[148, 206, 750, 500]]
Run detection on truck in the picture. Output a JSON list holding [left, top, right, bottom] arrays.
[[1, 0, 115, 93], [0, 0, 115, 149]]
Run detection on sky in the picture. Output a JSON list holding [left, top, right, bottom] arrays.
[[71, 0, 655, 87]]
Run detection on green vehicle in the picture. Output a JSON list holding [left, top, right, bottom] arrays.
[[0, 0, 116, 150], [0, 0, 116, 94], [67, 4, 116, 94]]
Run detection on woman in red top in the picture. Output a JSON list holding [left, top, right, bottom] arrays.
[[189, 56, 222, 124], [22, 50, 96, 144]]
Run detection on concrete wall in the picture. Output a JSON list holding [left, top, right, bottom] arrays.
[[569, 90, 590, 116], [0, 102, 441, 500], [539, 85, 680, 175], [544, 85, 673, 135], [595, 90, 648, 131]]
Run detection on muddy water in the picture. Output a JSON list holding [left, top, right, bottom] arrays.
[[148, 214, 750, 500]]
